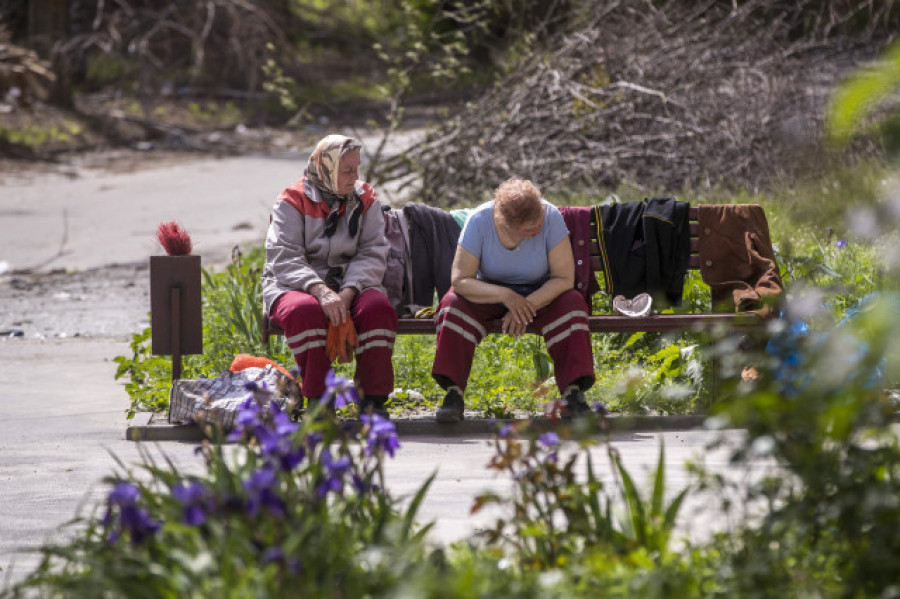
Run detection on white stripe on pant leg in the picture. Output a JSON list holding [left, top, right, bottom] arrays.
[[357, 329, 397, 343], [290, 339, 326, 356], [354, 339, 395, 355], [285, 328, 327, 346], [437, 306, 487, 338], [545, 323, 590, 351], [541, 311, 587, 337], [439, 320, 481, 346]]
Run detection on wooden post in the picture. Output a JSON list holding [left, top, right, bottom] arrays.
[[149, 254, 202, 393], [171, 286, 182, 382]]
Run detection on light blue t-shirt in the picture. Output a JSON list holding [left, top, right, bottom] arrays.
[[458, 199, 569, 286]]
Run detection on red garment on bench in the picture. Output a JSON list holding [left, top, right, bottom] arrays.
[[270, 288, 397, 398], [431, 288, 594, 394], [558, 205, 601, 305]]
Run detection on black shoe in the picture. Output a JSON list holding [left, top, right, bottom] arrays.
[[562, 388, 591, 419], [436, 387, 465, 424], [360, 395, 390, 420]]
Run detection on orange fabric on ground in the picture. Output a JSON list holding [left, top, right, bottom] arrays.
[[230, 354, 295, 380]]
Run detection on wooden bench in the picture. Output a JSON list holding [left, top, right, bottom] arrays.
[[261, 206, 764, 343]]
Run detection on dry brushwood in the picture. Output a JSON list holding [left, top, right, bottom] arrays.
[[380, 0, 899, 205], [52, 0, 285, 96], [0, 37, 56, 108]]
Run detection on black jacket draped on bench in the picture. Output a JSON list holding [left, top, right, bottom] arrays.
[[592, 198, 692, 308]]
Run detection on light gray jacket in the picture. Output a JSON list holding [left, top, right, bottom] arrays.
[[262, 176, 388, 315]]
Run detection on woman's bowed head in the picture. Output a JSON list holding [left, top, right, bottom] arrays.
[[489, 178, 550, 336]]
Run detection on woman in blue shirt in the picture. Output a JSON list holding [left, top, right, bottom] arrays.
[[431, 178, 595, 423]]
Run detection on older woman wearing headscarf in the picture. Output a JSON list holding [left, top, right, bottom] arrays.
[[262, 134, 397, 418]]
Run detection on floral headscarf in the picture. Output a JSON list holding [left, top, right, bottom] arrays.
[[306, 134, 362, 197]]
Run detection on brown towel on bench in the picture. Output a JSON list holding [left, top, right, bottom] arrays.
[[697, 204, 784, 317]]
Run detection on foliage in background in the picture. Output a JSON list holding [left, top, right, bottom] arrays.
[[828, 39, 900, 154], [384, 0, 899, 206]]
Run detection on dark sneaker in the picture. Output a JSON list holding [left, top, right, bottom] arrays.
[[436, 387, 465, 424], [360, 395, 391, 420], [562, 388, 591, 419]]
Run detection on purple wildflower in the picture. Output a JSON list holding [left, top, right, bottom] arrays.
[[592, 401, 609, 416], [351, 473, 371, 493], [107, 481, 140, 507], [498, 423, 514, 438], [538, 432, 560, 449], [103, 481, 161, 545], [227, 397, 262, 442], [316, 448, 352, 496], [321, 370, 359, 409], [305, 431, 323, 451], [243, 467, 284, 517], [173, 481, 209, 526], [262, 546, 302, 575], [270, 402, 298, 437], [361, 414, 401, 458], [835, 238, 848, 248], [262, 546, 285, 564]]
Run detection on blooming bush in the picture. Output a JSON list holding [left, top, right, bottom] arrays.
[[2, 372, 440, 598]]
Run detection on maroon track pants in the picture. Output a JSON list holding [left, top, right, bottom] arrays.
[[270, 288, 397, 398], [431, 288, 595, 393]]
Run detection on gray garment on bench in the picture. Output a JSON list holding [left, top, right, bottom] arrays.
[[403, 203, 462, 307]]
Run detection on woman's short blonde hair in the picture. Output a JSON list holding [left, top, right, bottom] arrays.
[[494, 178, 542, 227]]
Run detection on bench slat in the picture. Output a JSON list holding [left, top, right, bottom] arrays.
[[263, 312, 760, 342]]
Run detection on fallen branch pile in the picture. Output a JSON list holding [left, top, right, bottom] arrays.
[[382, 0, 898, 205], [52, 0, 286, 96]]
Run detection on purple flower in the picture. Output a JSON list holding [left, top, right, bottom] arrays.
[[245, 402, 306, 472], [305, 431, 323, 451], [243, 467, 284, 517], [592, 401, 609, 416], [228, 397, 262, 442], [262, 546, 285, 564], [107, 481, 140, 507], [103, 482, 161, 545], [321, 370, 359, 409], [498, 424, 514, 438], [361, 414, 401, 458], [835, 238, 848, 248], [262, 546, 302, 574], [270, 402, 298, 437], [173, 481, 209, 526], [316, 449, 352, 496], [538, 432, 560, 448]]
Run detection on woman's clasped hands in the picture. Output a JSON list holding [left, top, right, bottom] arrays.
[[501, 288, 537, 337]]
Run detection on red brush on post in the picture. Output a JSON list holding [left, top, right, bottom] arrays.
[[156, 221, 193, 256]]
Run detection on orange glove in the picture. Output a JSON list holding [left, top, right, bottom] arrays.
[[326, 319, 358, 364]]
